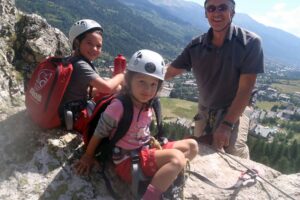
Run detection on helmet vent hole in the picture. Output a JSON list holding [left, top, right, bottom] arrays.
[[137, 52, 142, 59]]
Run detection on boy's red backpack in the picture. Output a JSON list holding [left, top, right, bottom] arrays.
[[25, 57, 73, 129], [72, 94, 121, 144]]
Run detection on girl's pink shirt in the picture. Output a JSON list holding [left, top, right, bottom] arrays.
[[105, 98, 152, 150]]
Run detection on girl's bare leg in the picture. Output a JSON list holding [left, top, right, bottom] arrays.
[[172, 138, 199, 160], [151, 149, 186, 191]]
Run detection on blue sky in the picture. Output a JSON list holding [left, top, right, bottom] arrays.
[[186, 0, 300, 38]]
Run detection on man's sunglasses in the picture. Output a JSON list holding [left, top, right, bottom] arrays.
[[205, 4, 230, 13]]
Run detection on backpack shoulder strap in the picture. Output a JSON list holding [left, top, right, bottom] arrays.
[[151, 97, 164, 138], [69, 56, 96, 71], [68, 56, 96, 99], [109, 94, 134, 146], [108, 95, 163, 145]]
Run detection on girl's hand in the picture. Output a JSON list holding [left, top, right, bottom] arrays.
[[73, 153, 98, 176]]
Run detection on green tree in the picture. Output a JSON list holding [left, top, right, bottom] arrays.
[[289, 140, 298, 159], [286, 131, 294, 140], [276, 157, 290, 174], [265, 143, 272, 158], [260, 156, 270, 166], [271, 143, 283, 164], [251, 140, 265, 161], [247, 136, 256, 150], [294, 157, 300, 172], [291, 113, 300, 121], [162, 121, 190, 140], [282, 145, 289, 159], [260, 117, 277, 126], [271, 105, 278, 112]]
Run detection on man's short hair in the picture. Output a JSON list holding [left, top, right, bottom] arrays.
[[204, 0, 235, 13], [204, 0, 235, 6]]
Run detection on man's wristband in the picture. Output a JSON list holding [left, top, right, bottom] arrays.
[[222, 120, 235, 130]]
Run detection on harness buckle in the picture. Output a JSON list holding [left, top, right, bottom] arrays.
[[130, 150, 140, 163]]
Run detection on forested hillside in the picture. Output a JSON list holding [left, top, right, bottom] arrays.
[[16, 0, 200, 60]]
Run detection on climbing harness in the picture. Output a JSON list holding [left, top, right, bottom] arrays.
[[130, 149, 150, 199]]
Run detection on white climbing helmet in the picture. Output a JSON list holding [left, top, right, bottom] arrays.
[[127, 49, 165, 80], [68, 19, 103, 47]]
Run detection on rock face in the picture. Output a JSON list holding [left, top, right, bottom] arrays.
[[0, 0, 70, 119], [0, 109, 300, 200], [0, 0, 300, 199]]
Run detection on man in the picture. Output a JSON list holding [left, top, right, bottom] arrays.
[[165, 0, 264, 159]]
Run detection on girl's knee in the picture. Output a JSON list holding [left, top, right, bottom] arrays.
[[185, 139, 199, 159], [170, 150, 186, 169], [188, 139, 199, 151]]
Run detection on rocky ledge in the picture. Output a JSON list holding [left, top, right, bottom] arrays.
[[0, 109, 299, 200]]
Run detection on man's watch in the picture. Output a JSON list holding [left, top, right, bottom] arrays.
[[222, 120, 235, 130]]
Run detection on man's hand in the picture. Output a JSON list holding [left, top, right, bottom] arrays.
[[164, 65, 185, 80], [212, 124, 232, 152]]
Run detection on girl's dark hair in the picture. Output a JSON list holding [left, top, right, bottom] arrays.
[[72, 28, 103, 51]]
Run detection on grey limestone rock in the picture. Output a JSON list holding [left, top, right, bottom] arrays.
[[0, 0, 70, 116]]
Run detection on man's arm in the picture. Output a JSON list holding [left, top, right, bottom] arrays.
[[223, 74, 257, 124], [213, 74, 257, 149], [164, 64, 186, 80]]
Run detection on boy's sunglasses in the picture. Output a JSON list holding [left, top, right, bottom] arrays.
[[205, 4, 229, 13]]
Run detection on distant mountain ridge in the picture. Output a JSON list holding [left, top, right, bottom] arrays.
[[15, 0, 300, 68], [15, 0, 199, 60], [234, 13, 300, 67], [149, 0, 300, 68]]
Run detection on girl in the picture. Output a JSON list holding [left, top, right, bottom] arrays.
[[60, 19, 124, 116], [74, 49, 198, 200]]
